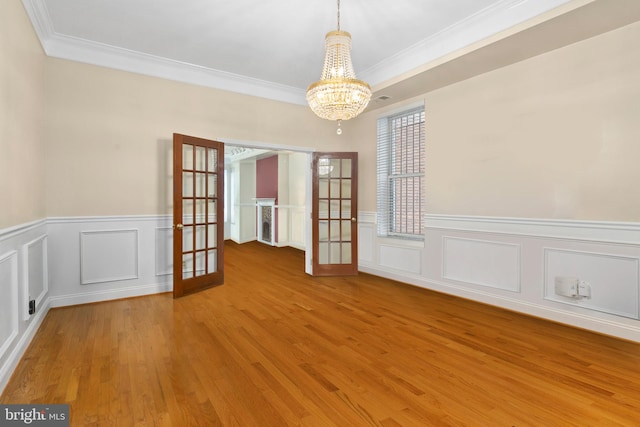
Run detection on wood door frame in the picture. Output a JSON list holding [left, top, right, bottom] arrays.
[[311, 152, 358, 276], [173, 133, 225, 298]]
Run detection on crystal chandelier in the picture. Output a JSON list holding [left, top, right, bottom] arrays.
[[306, 0, 371, 132]]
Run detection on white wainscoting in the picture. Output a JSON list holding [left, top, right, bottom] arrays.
[[0, 251, 19, 364], [23, 235, 48, 321], [357, 212, 640, 342], [543, 248, 639, 319], [0, 220, 49, 394], [47, 216, 172, 307], [80, 229, 139, 285], [442, 237, 521, 292]]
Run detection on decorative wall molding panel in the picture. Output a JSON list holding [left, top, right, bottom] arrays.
[[80, 229, 139, 285], [442, 237, 521, 292], [47, 216, 172, 308], [0, 251, 19, 362], [544, 248, 639, 319], [0, 220, 48, 394], [22, 235, 48, 321]]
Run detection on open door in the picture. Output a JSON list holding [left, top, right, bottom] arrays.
[[312, 152, 358, 276], [173, 133, 224, 298]]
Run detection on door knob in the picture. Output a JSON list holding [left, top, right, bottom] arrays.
[[175, 224, 184, 230], [351, 218, 357, 222]]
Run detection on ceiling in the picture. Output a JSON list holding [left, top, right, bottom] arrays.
[[21, 0, 640, 111]]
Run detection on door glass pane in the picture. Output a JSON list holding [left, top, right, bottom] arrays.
[[195, 146, 206, 172], [183, 144, 193, 170], [341, 220, 351, 241], [319, 179, 329, 198], [195, 173, 207, 197], [208, 224, 217, 248], [207, 250, 217, 273], [208, 149, 217, 172], [341, 200, 351, 219], [329, 159, 341, 178], [319, 242, 329, 264], [330, 242, 341, 263], [182, 253, 193, 279], [342, 159, 352, 178], [330, 201, 340, 219], [208, 200, 217, 222], [183, 172, 193, 197], [183, 200, 194, 225], [319, 220, 329, 242], [196, 199, 206, 222], [183, 226, 193, 252], [341, 243, 352, 264], [195, 252, 205, 276], [208, 174, 217, 197], [330, 220, 340, 241], [341, 179, 351, 198], [195, 225, 206, 250], [319, 200, 329, 219], [329, 179, 340, 198]]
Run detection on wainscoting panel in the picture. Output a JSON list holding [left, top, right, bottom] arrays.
[[23, 235, 48, 320], [358, 223, 375, 264], [443, 237, 521, 292], [379, 244, 422, 275], [47, 217, 171, 307], [544, 248, 639, 319], [0, 251, 18, 362], [155, 227, 173, 276], [80, 229, 139, 285]]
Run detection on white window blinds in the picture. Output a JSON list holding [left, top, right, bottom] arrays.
[[376, 105, 425, 239]]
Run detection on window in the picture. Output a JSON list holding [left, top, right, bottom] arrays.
[[377, 105, 425, 240]]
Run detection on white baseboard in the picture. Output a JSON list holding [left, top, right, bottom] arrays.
[[358, 212, 640, 343], [48, 282, 172, 308], [359, 265, 640, 343]]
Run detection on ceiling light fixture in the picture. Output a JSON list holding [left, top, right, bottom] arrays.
[[306, 0, 372, 134]]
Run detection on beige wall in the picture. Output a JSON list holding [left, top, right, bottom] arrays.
[[43, 60, 347, 217], [6, 0, 639, 223], [356, 21, 640, 222], [0, 0, 46, 228]]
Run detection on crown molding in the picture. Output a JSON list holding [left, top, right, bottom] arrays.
[[20, 0, 307, 105], [22, 0, 580, 105], [360, 0, 577, 87]]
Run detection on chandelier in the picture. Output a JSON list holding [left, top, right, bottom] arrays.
[[306, 0, 371, 132]]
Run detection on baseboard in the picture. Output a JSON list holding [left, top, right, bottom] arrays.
[[359, 265, 640, 343], [48, 282, 172, 308]]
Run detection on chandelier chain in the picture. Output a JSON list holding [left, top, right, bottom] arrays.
[[337, 0, 341, 30]]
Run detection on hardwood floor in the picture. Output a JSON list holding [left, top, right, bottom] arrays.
[[3, 241, 640, 426]]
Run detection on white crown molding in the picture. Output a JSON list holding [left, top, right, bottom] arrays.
[[21, 0, 307, 105], [361, 0, 578, 87], [22, 0, 580, 105]]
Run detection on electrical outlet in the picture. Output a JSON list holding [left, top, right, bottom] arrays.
[[28, 299, 36, 315]]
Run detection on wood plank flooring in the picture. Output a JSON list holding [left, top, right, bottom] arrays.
[[3, 241, 640, 426]]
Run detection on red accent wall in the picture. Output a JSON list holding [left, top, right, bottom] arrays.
[[256, 155, 278, 242], [256, 155, 278, 202]]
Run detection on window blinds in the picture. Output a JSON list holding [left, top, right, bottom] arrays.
[[376, 105, 425, 239]]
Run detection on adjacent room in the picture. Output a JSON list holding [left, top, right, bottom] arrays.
[[2, 0, 640, 425]]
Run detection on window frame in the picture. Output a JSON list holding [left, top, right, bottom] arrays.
[[376, 104, 426, 241]]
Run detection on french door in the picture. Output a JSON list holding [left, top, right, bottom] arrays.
[[312, 152, 358, 276], [173, 134, 224, 298]]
